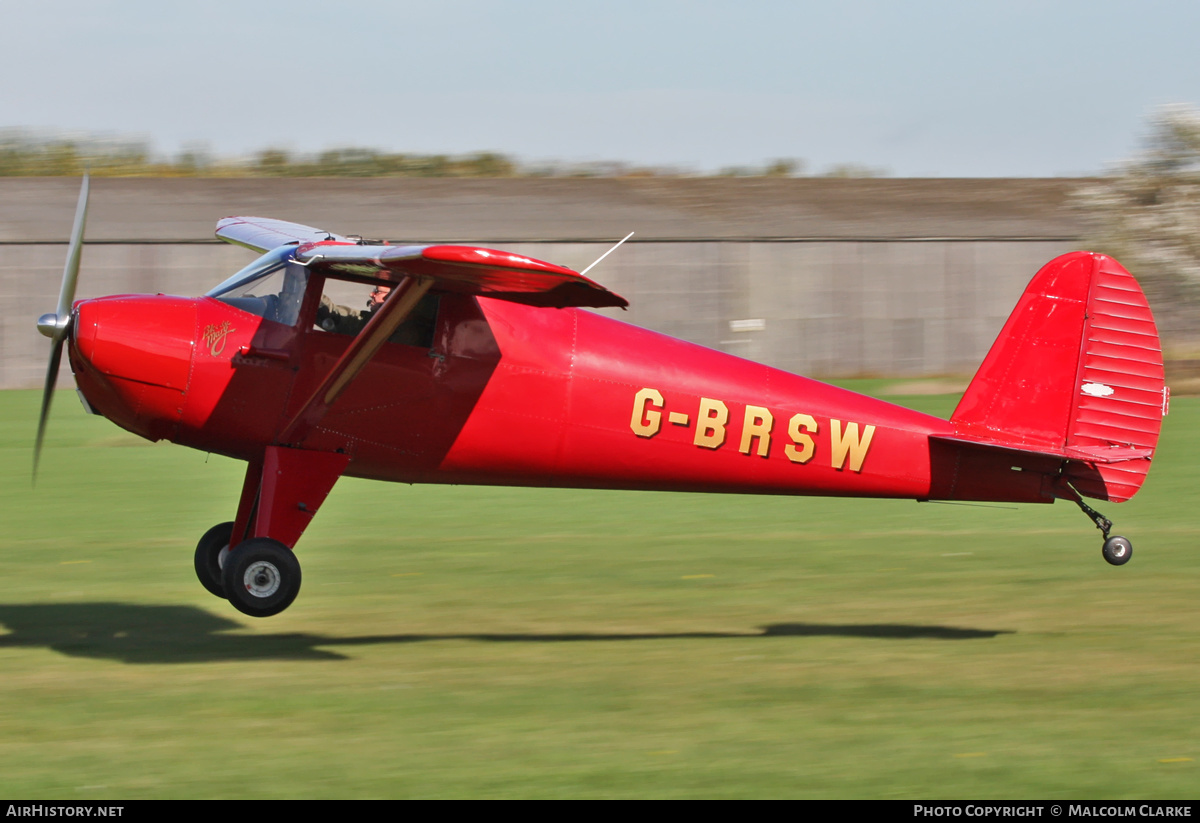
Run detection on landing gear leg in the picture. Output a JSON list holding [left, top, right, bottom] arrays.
[[1067, 489, 1133, 566], [207, 447, 349, 617]]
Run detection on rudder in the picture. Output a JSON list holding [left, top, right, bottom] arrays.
[[951, 252, 1166, 502]]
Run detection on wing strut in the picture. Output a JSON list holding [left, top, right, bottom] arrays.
[[580, 231, 634, 277], [277, 276, 433, 447]]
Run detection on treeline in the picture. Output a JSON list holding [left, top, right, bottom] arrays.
[[0, 133, 882, 178], [1075, 104, 1200, 346]]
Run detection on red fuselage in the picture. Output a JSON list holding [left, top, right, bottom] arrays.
[[68, 292, 1058, 505]]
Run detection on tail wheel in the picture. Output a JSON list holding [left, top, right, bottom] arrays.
[[194, 521, 235, 598], [1069, 490, 1133, 567], [221, 538, 302, 618], [1102, 536, 1133, 566]]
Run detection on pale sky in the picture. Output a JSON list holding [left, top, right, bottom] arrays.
[[5, 0, 1200, 176]]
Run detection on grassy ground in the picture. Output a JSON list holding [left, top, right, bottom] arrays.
[[0, 386, 1197, 798]]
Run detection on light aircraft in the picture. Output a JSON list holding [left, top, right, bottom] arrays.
[[34, 178, 1168, 617]]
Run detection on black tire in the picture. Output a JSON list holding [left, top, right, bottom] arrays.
[[194, 521, 234, 598], [221, 537, 302, 618], [1102, 535, 1133, 566]]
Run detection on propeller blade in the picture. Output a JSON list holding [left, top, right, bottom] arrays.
[[33, 175, 89, 483], [56, 174, 89, 323], [33, 341, 64, 483]]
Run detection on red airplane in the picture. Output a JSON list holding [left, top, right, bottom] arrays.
[[35, 178, 1168, 618]]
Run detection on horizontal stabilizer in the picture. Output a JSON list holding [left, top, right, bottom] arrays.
[[930, 434, 1154, 465]]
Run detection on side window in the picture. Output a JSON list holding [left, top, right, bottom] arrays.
[[398, 293, 440, 348], [314, 280, 381, 335], [314, 279, 440, 348]]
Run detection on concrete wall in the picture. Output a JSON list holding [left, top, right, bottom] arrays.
[[0, 178, 1085, 389]]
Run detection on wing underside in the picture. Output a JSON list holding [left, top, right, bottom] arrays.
[[216, 216, 349, 253]]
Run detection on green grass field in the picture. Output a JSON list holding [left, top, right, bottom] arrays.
[[1, 386, 1197, 798]]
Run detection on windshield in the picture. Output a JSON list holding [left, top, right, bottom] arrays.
[[207, 247, 309, 326], [207, 246, 294, 298]]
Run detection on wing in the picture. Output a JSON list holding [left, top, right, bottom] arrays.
[[275, 240, 625, 444], [296, 242, 628, 309], [216, 216, 349, 253]]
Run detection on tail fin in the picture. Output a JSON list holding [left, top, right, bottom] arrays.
[[949, 252, 1167, 502]]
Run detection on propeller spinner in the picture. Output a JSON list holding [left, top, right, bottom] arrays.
[[33, 175, 89, 481]]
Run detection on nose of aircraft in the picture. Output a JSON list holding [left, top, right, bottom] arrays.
[[70, 295, 198, 441]]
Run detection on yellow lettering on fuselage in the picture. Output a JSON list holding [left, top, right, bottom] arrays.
[[739, 405, 773, 457], [784, 413, 818, 464], [630, 388, 663, 437], [830, 419, 876, 472], [694, 397, 729, 449], [628, 389, 876, 473]]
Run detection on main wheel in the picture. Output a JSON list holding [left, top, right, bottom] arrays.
[[194, 521, 234, 598], [221, 538, 302, 618], [1102, 535, 1133, 566]]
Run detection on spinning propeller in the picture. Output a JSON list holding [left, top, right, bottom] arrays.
[[33, 175, 89, 481]]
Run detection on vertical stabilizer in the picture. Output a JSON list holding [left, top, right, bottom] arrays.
[[951, 252, 1166, 502]]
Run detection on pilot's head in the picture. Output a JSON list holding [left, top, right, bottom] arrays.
[[367, 283, 391, 309]]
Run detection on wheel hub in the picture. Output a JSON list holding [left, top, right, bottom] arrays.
[[243, 560, 282, 598]]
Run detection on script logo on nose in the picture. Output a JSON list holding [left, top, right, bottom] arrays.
[[201, 321, 235, 356]]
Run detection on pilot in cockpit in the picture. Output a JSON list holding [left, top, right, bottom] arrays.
[[316, 282, 439, 347], [317, 283, 391, 334]]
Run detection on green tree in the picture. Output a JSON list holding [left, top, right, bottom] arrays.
[[1074, 104, 1200, 349]]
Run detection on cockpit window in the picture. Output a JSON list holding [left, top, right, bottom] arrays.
[[315, 280, 440, 348], [208, 247, 440, 344], [206, 246, 309, 326]]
